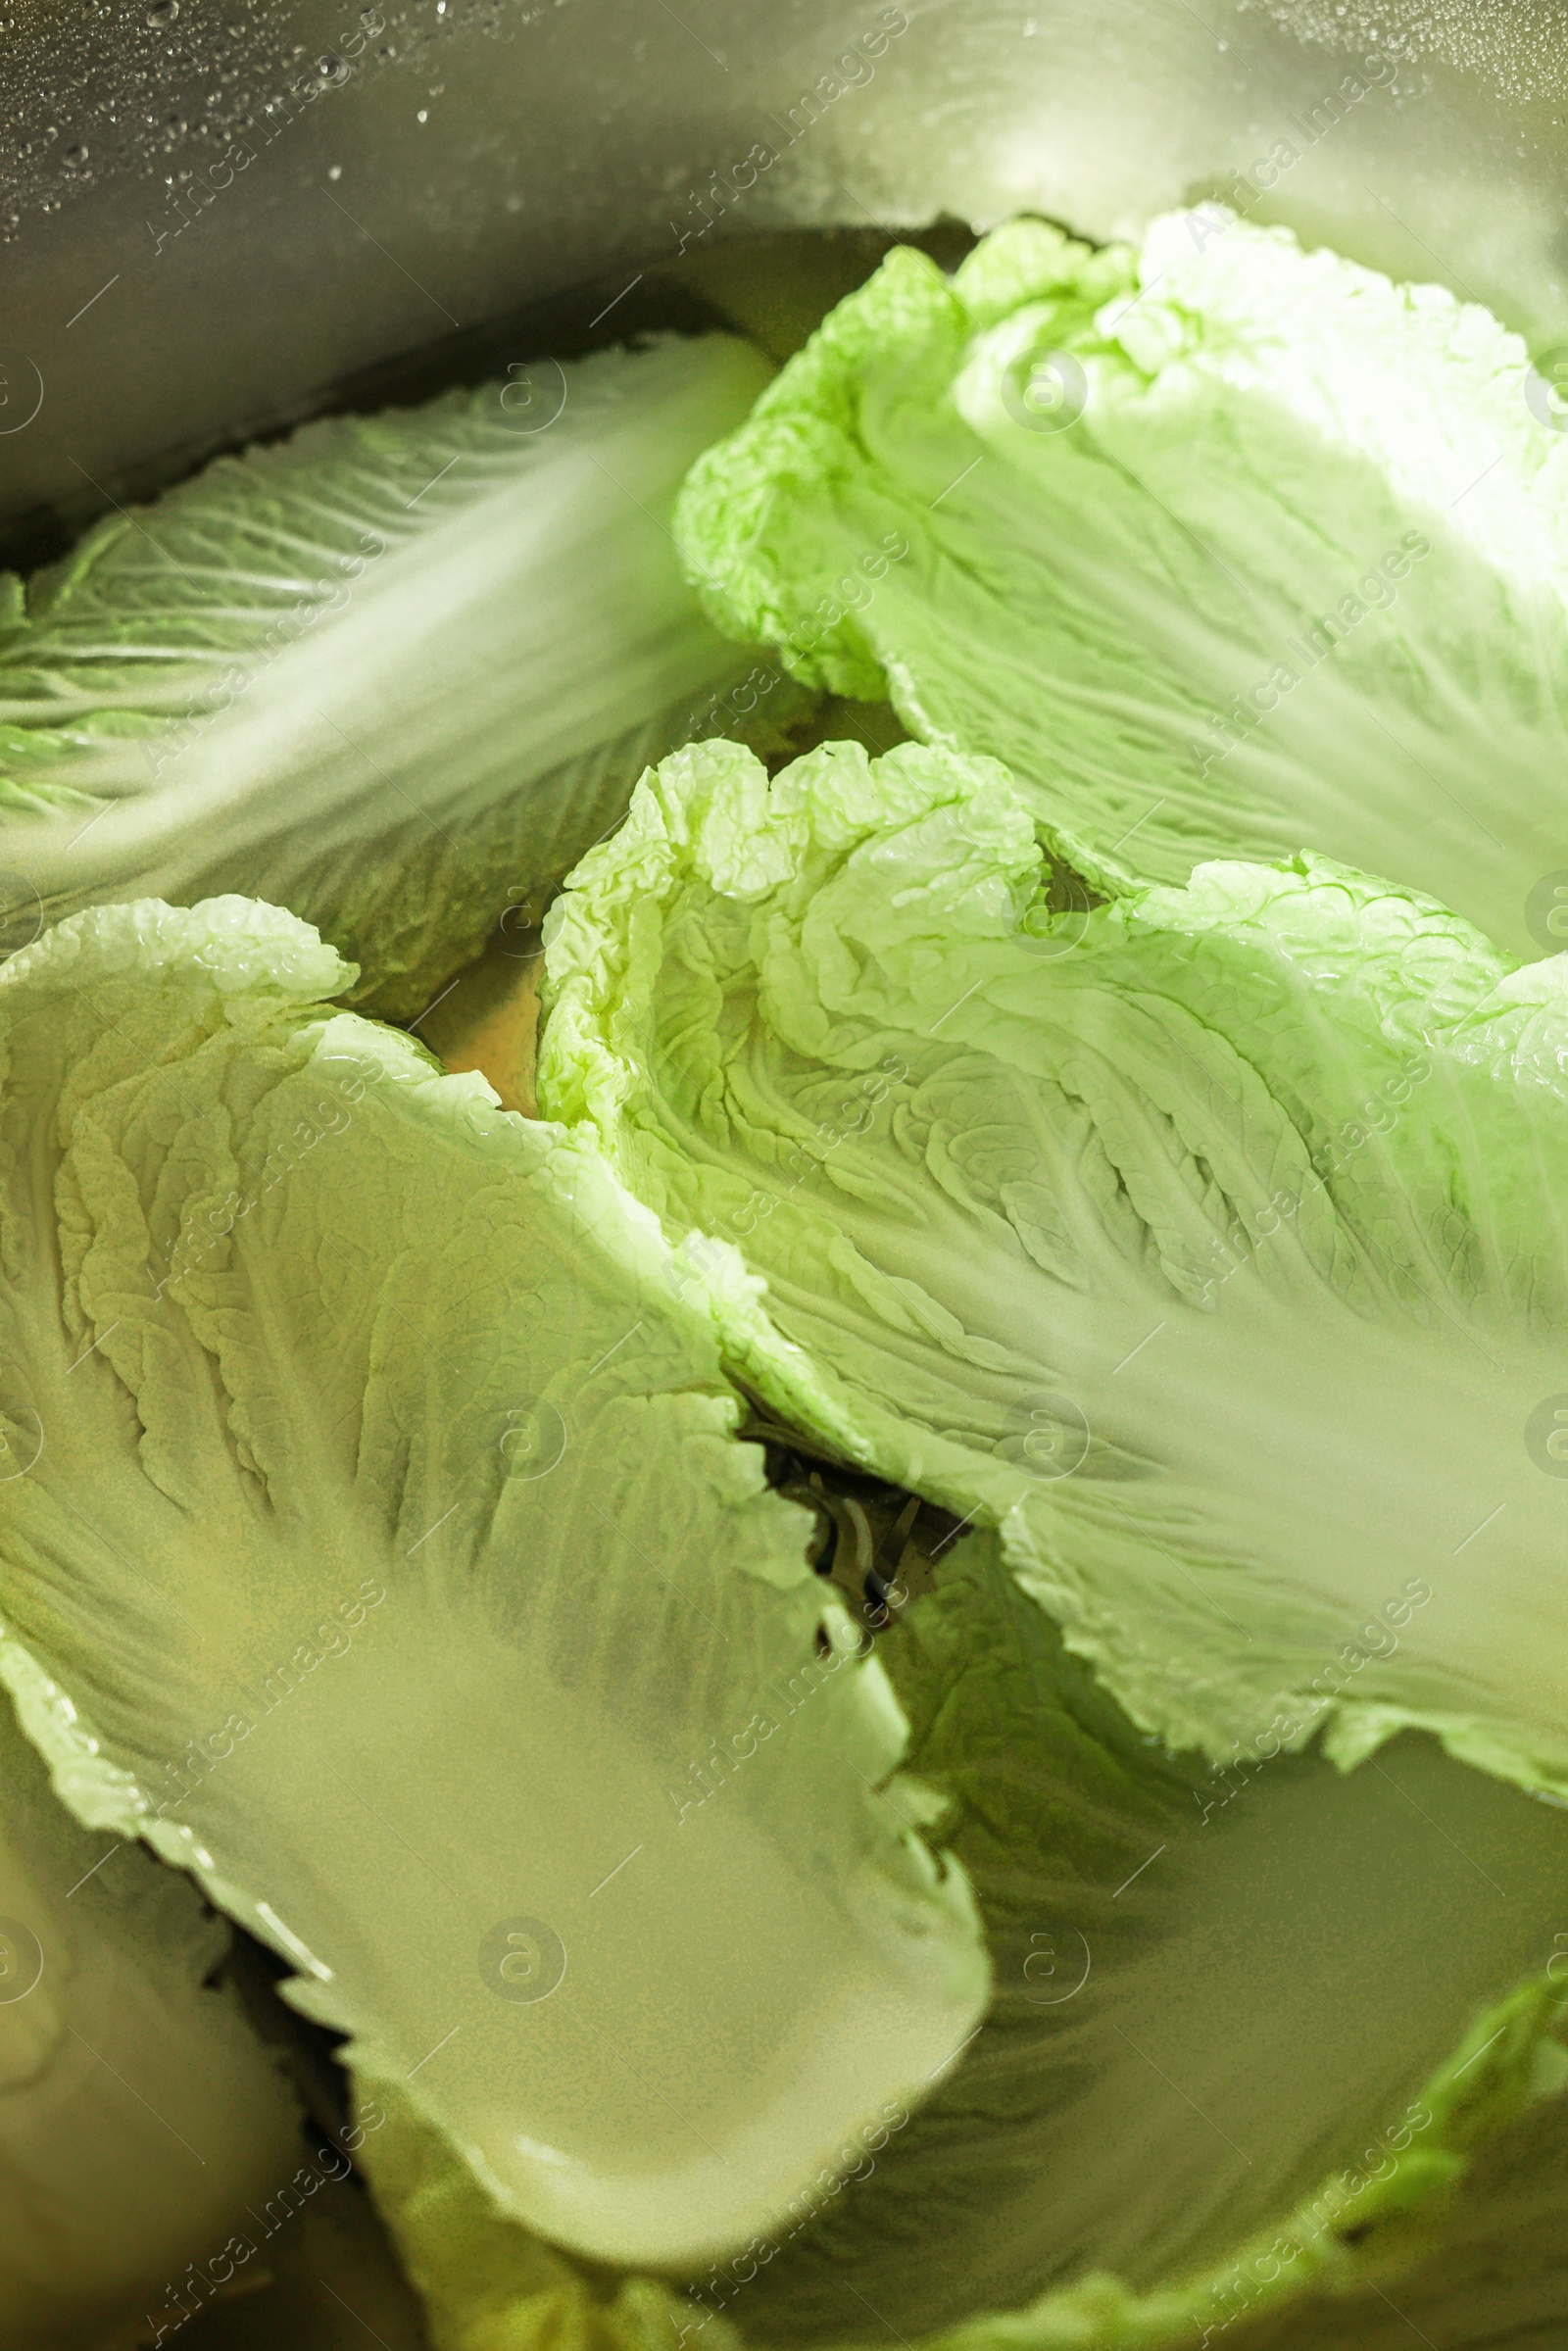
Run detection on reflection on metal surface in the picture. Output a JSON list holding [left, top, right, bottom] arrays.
[[3, 0, 1566, 566]]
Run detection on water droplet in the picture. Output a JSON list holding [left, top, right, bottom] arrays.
[[146, 0, 178, 23], [327, 162, 342, 178], [41, 122, 58, 144], [377, 39, 396, 55], [63, 142, 89, 170], [166, 111, 186, 134], [416, 106, 428, 121], [317, 49, 349, 81]]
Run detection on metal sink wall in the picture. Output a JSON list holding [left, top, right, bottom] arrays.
[[2, 0, 1565, 559]]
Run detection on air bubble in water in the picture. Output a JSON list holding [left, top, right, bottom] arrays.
[[63, 142, 89, 170]]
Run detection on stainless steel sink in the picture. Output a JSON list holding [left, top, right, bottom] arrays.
[[3, 0, 1564, 567]]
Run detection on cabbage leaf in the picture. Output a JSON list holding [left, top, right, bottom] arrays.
[[0, 333, 808, 1016], [352, 1534, 1568, 2351], [540, 733, 1568, 1801], [673, 214, 1568, 964], [0, 1680, 304, 2350], [0, 893, 985, 2277]]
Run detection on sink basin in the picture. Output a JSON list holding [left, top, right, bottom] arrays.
[[4, 0, 1565, 567]]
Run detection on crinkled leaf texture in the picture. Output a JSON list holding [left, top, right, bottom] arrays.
[[0, 895, 985, 2276], [530, 731, 1568, 2349], [673, 213, 1568, 962], [353, 1539, 1568, 2351], [0, 1679, 302, 2351], [0, 333, 809, 1016], [540, 732, 1568, 1800]]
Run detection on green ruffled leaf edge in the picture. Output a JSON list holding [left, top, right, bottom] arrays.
[[669, 220, 1134, 713]]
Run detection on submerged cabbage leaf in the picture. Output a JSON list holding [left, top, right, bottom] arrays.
[[351, 1534, 1568, 2351], [0, 332, 808, 1016], [0, 1678, 303, 2350], [0, 894, 985, 2276], [539, 733, 1568, 1800], [673, 213, 1568, 963]]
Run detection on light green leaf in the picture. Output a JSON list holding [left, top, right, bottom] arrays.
[[0, 893, 986, 2278], [731, 1543, 1568, 2349], [530, 722, 1568, 2341], [539, 732, 1568, 1800], [0, 334, 810, 1016], [0, 1675, 303, 2350], [356, 1539, 1568, 2351], [673, 214, 1568, 962]]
